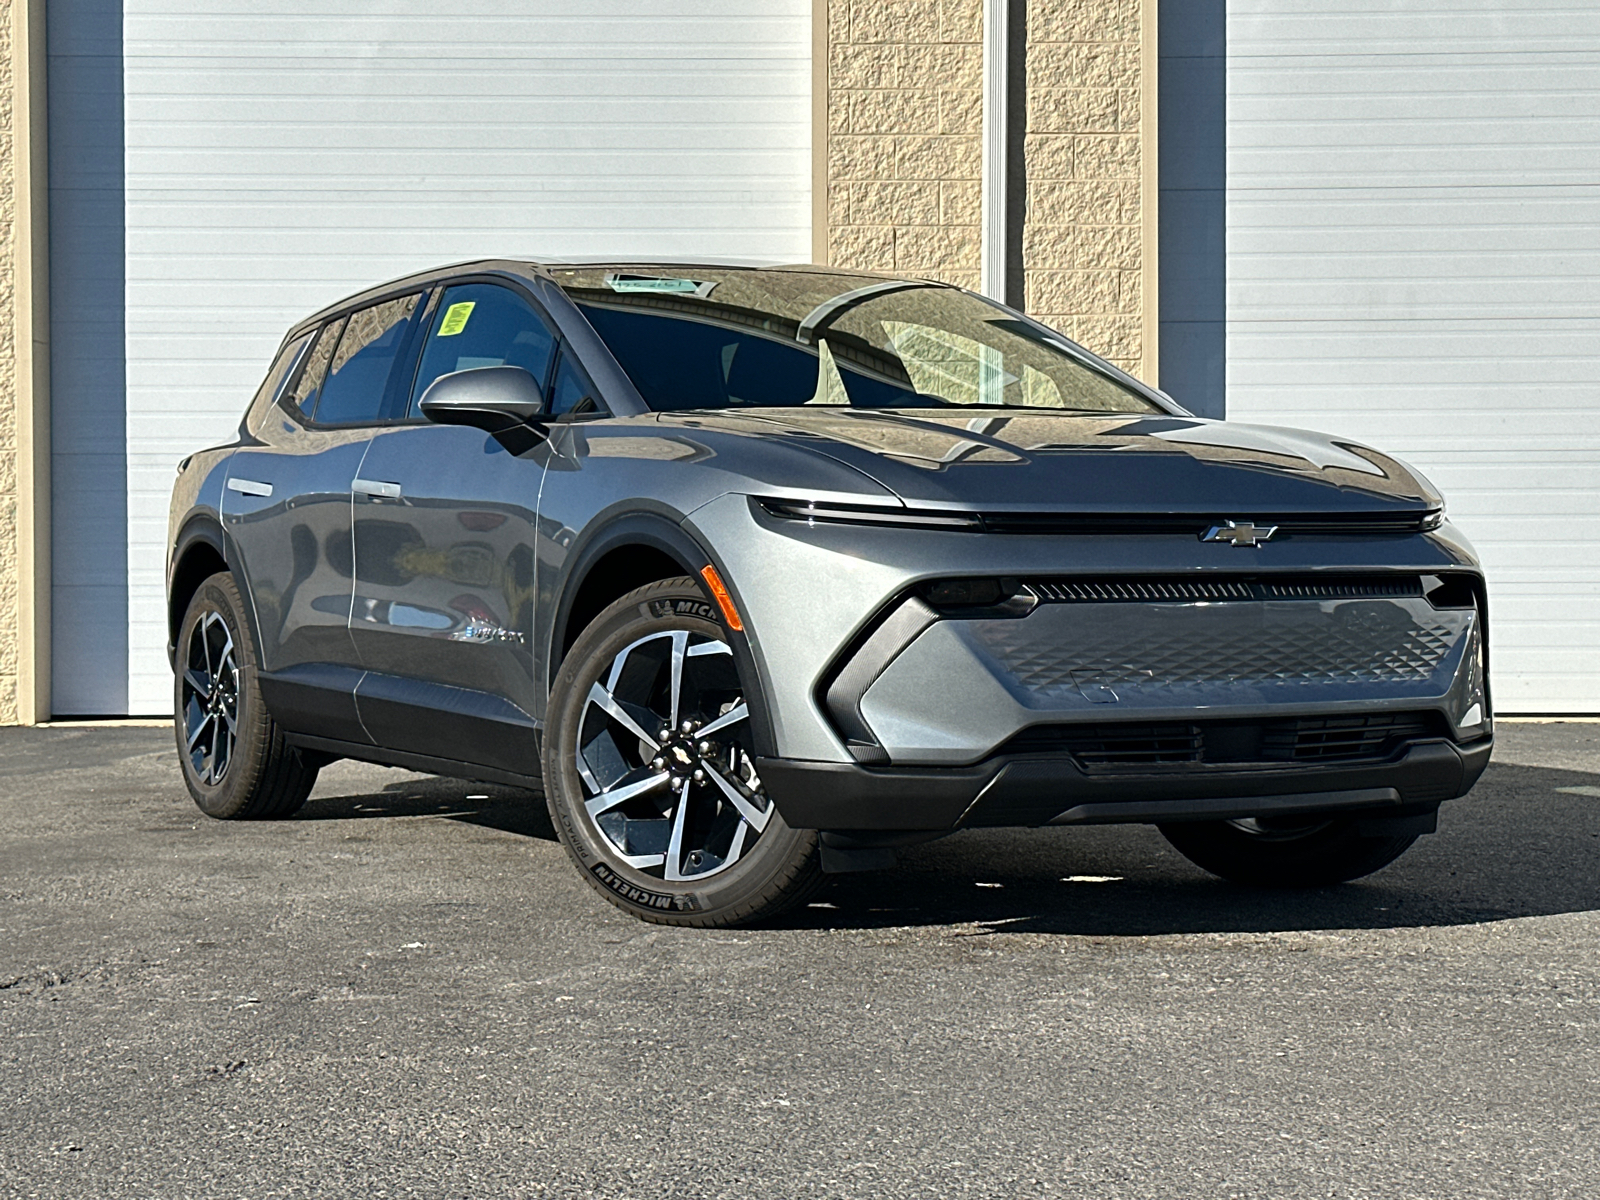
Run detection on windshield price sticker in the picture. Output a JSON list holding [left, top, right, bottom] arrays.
[[438, 301, 475, 337]]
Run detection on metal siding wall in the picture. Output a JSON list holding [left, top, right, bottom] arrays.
[[1228, 0, 1600, 712], [108, 1, 812, 714]]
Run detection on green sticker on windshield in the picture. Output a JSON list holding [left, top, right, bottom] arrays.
[[437, 301, 475, 337]]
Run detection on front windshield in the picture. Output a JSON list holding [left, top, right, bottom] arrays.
[[552, 267, 1162, 415]]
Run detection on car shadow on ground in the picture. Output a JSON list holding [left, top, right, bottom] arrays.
[[291, 760, 1600, 938], [295, 775, 558, 841], [787, 760, 1600, 936]]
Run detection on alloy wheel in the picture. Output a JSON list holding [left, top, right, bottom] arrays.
[[181, 611, 240, 785], [575, 629, 771, 881]]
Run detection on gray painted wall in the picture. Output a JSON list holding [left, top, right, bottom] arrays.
[[48, 0, 129, 714], [1157, 0, 1226, 418]]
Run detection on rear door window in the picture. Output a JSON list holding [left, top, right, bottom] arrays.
[[407, 283, 558, 416], [314, 294, 424, 426]]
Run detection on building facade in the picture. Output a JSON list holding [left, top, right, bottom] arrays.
[[1, 0, 1597, 722]]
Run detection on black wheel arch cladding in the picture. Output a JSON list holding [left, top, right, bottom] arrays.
[[549, 510, 776, 759]]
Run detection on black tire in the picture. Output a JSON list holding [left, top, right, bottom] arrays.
[[1158, 814, 1418, 887], [543, 577, 822, 927], [174, 571, 319, 820]]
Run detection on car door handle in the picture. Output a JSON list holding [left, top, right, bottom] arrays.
[[226, 477, 273, 498], [353, 478, 402, 499]]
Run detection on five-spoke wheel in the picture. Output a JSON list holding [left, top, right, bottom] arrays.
[[544, 577, 821, 926]]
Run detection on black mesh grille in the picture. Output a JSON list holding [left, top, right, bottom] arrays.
[[1030, 579, 1255, 603], [1261, 578, 1424, 600], [1006, 723, 1206, 766], [1022, 575, 1424, 604], [1263, 713, 1436, 761], [1001, 711, 1448, 771]]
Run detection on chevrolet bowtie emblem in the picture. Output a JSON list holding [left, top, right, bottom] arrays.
[[1202, 520, 1278, 548]]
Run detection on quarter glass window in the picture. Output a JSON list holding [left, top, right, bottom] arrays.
[[548, 351, 601, 416], [408, 283, 557, 416], [287, 319, 344, 417], [314, 294, 422, 426], [251, 331, 312, 413]]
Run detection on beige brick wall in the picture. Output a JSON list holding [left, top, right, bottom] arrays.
[[0, 0, 17, 726], [825, 0, 1149, 376], [827, 0, 983, 291], [1024, 0, 1144, 373]]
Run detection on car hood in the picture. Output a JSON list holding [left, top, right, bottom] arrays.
[[670, 409, 1443, 514]]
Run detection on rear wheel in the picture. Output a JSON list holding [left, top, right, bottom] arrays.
[[175, 571, 319, 819], [1158, 814, 1417, 887], [543, 577, 822, 927]]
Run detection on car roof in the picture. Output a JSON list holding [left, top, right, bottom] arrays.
[[286, 258, 929, 339]]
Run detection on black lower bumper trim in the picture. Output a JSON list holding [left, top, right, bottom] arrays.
[[1047, 786, 1401, 825], [758, 737, 1492, 832]]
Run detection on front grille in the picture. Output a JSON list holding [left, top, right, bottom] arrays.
[[1031, 579, 1255, 603], [1001, 711, 1448, 771], [1025, 575, 1424, 604]]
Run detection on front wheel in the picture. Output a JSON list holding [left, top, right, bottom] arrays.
[[543, 577, 822, 927], [1158, 814, 1418, 887]]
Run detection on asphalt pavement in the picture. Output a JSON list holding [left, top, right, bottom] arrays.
[[2, 720, 1598, 1199]]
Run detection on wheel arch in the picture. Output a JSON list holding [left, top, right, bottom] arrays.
[[168, 515, 231, 666], [548, 510, 776, 758]]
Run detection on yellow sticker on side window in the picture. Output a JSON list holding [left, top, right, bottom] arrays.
[[437, 301, 475, 337]]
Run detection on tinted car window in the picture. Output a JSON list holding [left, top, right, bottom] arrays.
[[576, 303, 912, 412], [250, 331, 312, 412], [314, 294, 422, 426], [547, 350, 601, 416], [558, 269, 1160, 414], [286, 319, 344, 417], [408, 283, 557, 416]]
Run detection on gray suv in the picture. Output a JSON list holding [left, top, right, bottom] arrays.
[[167, 261, 1492, 926]]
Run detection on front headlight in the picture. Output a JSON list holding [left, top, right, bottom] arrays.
[[759, 498, 982, 530]]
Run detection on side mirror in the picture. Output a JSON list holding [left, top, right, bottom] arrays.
[[419, 365, 546, 434]]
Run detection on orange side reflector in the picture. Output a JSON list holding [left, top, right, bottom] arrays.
[[699, 564, 744, 632]]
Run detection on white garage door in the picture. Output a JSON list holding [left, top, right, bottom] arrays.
[[52, 0, 812, 715], [1228, 0, 1600, 712]]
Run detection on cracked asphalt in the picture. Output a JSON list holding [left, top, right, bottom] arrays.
[[2, 721, 1599, 1199]]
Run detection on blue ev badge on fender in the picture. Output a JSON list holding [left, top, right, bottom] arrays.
[[1202, 520, 1279, 547]]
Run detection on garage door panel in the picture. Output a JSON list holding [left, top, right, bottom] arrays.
[[46, 0, 812, 715], [1230, 277, 1600, 321], [1231, 0, 1600, 54], [1230, 2, 1600, 711]]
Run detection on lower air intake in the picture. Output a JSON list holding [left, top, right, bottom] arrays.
[[1002, 712, 1449, 771]]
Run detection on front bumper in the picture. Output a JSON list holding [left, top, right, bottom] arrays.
[[687, 494, 1489, 766], [759, 735, 1492, 832]]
